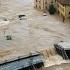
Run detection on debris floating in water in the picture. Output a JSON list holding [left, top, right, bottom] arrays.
[[18, 15, 26, 20], [6, 35, 12, 40]]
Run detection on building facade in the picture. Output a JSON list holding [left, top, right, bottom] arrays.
[[56, 0, 70, 21], [34, 0, 70, 21], [34, 0, 47, 12], [34, 0, 56, 12]]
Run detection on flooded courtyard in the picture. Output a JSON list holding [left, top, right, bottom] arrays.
[[0, 0, 70, 69]]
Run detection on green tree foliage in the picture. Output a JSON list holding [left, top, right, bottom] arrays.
[[48, 3, 56, 15]]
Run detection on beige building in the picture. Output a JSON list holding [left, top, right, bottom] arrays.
[[34, 0, 56, 12], [56, 0, 70, 21], [34, 0, 47, 12], [34, 0, 70, 21]]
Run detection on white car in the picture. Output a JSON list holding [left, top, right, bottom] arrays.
[[54, 41, 70, 59]]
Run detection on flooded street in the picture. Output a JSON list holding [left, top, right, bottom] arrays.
[[0, 0, 70, 68], [44, 63, 70, 70]]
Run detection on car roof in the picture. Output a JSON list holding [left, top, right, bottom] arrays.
[[58, 42, 70, 50]]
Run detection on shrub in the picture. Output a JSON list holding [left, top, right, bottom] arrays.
[[48, 3, 56, 15]]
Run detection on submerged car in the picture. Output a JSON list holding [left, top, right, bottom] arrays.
[[54, 41, 70, 59]]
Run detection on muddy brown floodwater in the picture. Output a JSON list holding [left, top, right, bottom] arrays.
[[45, 63, 70, 70], [0, 0, 70, 69]]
